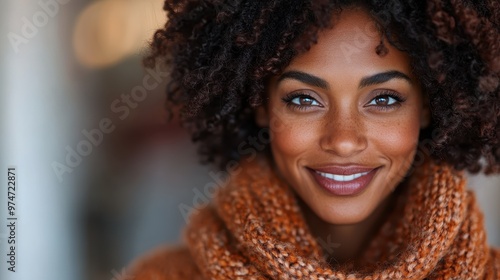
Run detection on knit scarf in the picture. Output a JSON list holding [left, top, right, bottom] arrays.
[[184, 156, 498, 279]]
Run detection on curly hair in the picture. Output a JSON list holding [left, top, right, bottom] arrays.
[[144, 0, 500, 174]]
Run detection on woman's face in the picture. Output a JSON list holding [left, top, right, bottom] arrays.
[[256, 8, 428, 224]]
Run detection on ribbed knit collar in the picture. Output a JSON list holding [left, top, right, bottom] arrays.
[[185, 156, 493, 279]]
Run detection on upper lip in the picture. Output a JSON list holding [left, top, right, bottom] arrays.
[[307, 165, 378, 175]]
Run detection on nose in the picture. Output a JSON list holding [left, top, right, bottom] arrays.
[[319, 112, 368, 157]]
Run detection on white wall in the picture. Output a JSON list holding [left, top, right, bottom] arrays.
[[469, 173, 500, 246], [0, 1, 84, 279]]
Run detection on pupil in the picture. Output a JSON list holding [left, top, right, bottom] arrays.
[[376, 96, 388, 105], [301, 97, 313, 105]]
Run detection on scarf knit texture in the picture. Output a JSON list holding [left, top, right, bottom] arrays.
[[130, 156, 500, 279]]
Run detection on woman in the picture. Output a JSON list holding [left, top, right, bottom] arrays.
[[129, 0, 500, 279]]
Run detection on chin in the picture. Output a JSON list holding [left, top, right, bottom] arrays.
[[301, 188, 388, 225], [316, 204, 376, 225]]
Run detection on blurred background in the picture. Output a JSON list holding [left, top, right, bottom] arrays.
[[0, 1, 499, 280]]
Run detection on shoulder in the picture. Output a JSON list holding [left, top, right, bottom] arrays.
[[127, 244, 202, 280]]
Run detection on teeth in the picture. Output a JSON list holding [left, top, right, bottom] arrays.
[[316, 171, 370, 182]]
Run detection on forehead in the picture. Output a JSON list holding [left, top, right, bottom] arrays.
[[286, 8, 413, 79]]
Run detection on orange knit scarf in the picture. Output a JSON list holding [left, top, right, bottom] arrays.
[[180, 156, 500, 279]]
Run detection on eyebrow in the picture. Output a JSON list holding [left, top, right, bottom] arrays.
[[276, 70, 412, 89], [277, 71, 329, 89], [358, 70, 412, 89]]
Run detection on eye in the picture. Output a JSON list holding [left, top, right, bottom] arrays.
[[290, 95, 320, 106], [366, 91, 405, 109], [281, 92, 322, 110], [368, 95, 398, 106]]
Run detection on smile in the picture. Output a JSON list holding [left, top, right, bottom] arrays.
[[307, 166, 379, 196], [315, 171, 370, 182]]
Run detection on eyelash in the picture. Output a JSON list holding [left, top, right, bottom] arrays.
[[281, 90, 406, 111], [281, 92, 320, 111], [368, 90, 407, 111]]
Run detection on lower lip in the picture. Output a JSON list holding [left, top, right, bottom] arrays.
[[308, 168, 379, 196]]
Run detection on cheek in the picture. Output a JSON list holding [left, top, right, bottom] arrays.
[[369, 108, 422, 163], [268, 112, 318, 159]]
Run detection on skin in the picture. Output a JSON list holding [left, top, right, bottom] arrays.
[[256, 8, 429, 262]]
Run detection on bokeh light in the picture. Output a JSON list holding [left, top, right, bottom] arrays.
[[73, 0, 165, 68]]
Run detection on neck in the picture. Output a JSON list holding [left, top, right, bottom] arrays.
[[298, 190, 399, 266]]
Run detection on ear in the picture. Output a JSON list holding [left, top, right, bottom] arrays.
[[254, 105, 269, 127], [420, 95, 431, 129]]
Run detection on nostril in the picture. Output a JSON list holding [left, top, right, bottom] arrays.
[[319, 126, 368, 157]]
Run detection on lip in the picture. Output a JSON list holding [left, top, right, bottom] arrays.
[[307, 165, 380, 196]]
